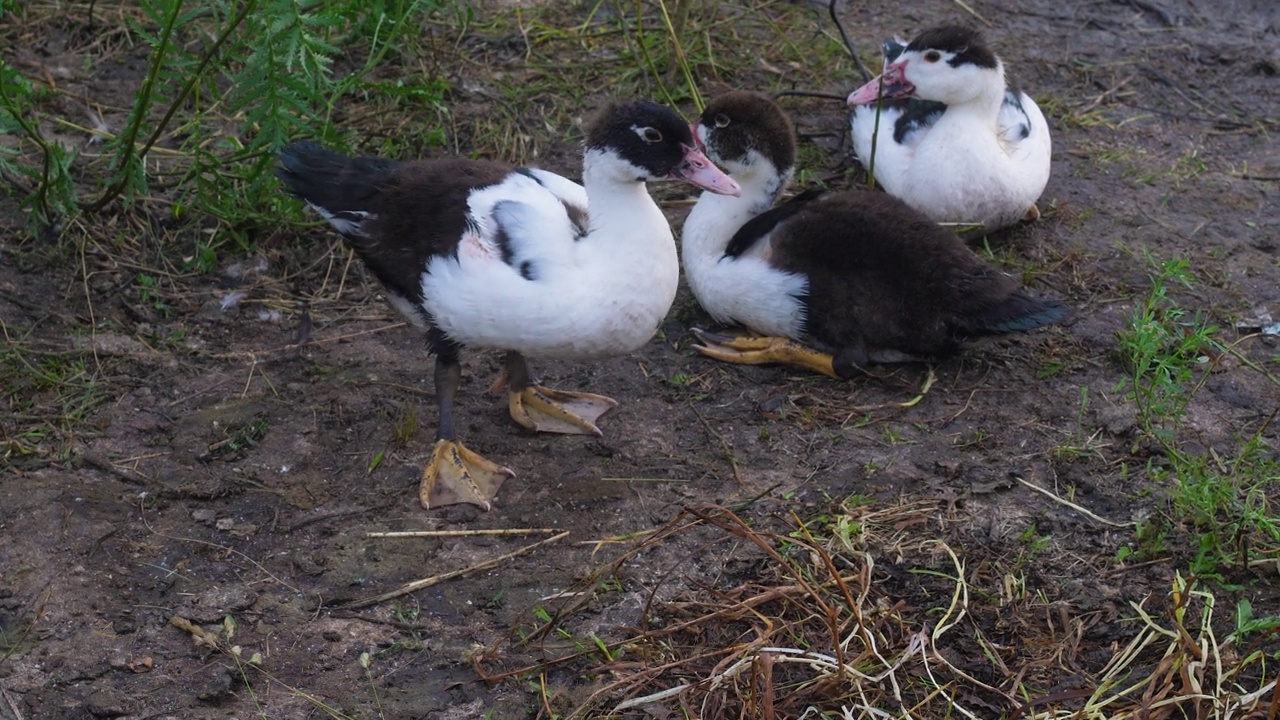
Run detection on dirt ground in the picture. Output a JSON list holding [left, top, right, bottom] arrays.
[[2, 0, 1279, 718]]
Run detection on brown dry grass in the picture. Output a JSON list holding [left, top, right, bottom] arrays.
[[478, 501, 1280, 719]]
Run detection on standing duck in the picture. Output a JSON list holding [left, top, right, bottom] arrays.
[[278, 101, 740, 510], [847, 26, 1051, 235], [682, 91, 1066, 378]]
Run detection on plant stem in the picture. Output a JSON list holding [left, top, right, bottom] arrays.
[[84, 0, 186, 212], [139, 0, 257, 163]]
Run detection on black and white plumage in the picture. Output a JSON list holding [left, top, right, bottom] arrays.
[[278, 101, 740, 510], [847, 26, 1052, 234], [682, 91, 1067, 378]]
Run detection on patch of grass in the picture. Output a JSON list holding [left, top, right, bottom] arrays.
[[1036, 93, 1115, 130], [135, 273, 172, 319], [206, 416, 269, 462], [1017, 521, 1052, 564], [1, 0, 451, 248], [879, 423, 916, 446], [0, 341, 110, 465], [1049, 386, 1110, 464], [1116, 253, 1280, 575], [1076, 139, 1210, 192], [0, 602, 40, 663], [377, 604, 427, 654], [1116, 512, 1175, 564], [371, 398, 422, 473], [1116, 255, 1217, 440]]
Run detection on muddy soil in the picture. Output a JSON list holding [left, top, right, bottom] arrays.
[[2, 1, 1278, 718]]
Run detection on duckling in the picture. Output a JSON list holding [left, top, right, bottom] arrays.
[[847, 26, 1051, 234], [279, 101, 739, 510], [682, 90, 1066, 378]]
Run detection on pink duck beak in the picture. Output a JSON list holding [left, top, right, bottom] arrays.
[[671, 144, 740, 196], [847, 61, 915, 106]]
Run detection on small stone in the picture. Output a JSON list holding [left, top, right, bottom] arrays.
[[1097, 406, 1136, 436], [85, 685, 131, 717], [228, 522, 259, 538], [195, 667, 234, 700], [182, 586, 258, 624]]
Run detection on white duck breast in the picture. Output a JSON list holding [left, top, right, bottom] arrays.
[[681, 146, 808, 339], [424, 152, 679, 360], [848, 25, 1052, 233]]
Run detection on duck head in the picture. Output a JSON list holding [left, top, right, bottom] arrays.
[[586, 101, 740, 195], [847, 26, 1004, 107], [691, 91, 795, 185]]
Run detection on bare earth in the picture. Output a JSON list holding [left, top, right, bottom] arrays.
[[2, 0, 1278, 718]]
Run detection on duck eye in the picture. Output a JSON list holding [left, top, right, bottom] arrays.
[[714, 113, 730, 128], [641, 127, 663, 143], [923, 50, 942, 63]]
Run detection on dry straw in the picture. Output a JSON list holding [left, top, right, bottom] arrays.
[[476, 502, 1280, 719]]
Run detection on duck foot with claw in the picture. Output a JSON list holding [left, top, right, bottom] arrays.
[[420, 438, 515, 511], [692, 328, 840, 379], [509, 386, 617, 435], [495, 352, 617, 435]]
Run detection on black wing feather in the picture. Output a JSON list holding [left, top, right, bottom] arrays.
[[723, 189, 826, 258]]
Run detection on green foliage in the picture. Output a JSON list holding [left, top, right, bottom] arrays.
[[1116, 253, 1280, 575], [208, 417, 270, 461], [0, 57, 78, 235], [225, 0, 339, 154], [1231, 598, 1280, 642], [0, 59, 32, 173], [0, 0, 451, 252], [1115, 254, 1217, 442]]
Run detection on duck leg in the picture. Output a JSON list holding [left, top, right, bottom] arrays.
[[420, 346, 514, 511], [503, 351, 617, 436], [691, 327, 842, 379]]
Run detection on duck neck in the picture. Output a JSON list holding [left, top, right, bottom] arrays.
[[948, 65, 1008, 128], [581, 151, 666, 237], [683, 162, 790, 260], [579, 150, 680, 307]]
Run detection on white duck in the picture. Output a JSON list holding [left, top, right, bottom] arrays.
[[683, 91, 1066, 377], [278, 101, 739, 510], [848, 26, 1051, 235]]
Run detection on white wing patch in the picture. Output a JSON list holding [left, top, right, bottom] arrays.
[[524, 168, 589, 212], [998, 90, 1034, 149], [307, 202, 375, 238]]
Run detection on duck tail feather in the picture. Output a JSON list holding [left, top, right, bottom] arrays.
[[276, 141, 399, 228], [969, 293, 1069, 335]]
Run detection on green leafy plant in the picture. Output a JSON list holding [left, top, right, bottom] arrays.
[[1, 0, 451, 252], [0, 56, 78, 235], [1116, 253, 1280, 574], [1115, 254, 1217, 441]]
